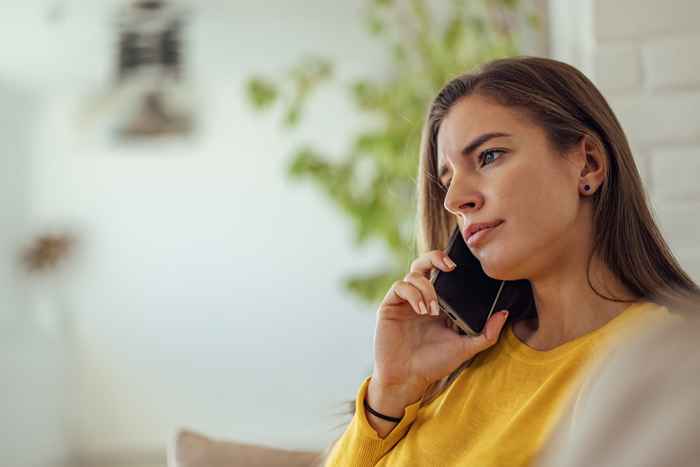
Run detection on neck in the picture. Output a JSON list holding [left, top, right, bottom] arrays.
[[514, 227, 639, 351]]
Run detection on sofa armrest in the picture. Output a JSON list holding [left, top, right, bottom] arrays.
[[167, 428, 324, 467]]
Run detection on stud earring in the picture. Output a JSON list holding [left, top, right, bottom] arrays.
[[583, 184, 591, 192]]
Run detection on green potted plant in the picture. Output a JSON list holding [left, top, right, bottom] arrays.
[[246, 0, 539, 303]]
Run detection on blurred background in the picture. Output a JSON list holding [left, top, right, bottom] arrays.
[[1, 0, 698, 466]]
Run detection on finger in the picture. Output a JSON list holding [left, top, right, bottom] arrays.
[[403, 271, 440, 316], [385, 280, 430, 316], [482, 310, 509, 342], [409, 250, 456, 277], [461, 310, 509, 355]]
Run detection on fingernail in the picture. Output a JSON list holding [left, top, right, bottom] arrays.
[[501, 311, 509, 320], [430, 301, 439, 316], [419, 301, 428, 315], [443, 256, 456, 269]]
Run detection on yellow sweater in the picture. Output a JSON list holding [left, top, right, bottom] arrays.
[[324, 301, 676, 467]]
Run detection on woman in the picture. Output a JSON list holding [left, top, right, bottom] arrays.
[[321, 56, 700, 467]]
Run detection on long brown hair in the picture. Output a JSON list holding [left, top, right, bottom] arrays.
[[320, 56, 700, 462]]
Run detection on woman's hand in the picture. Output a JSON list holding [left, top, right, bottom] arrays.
[[371, 250, 509, 401]]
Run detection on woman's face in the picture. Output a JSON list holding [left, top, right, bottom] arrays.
[[436, 94, 586, 281]]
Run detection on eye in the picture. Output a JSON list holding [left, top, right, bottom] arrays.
[[438, 149, 506, 190], [478, 149, 506, 167]]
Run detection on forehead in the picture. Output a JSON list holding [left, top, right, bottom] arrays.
[[436, 95, 527, 170]]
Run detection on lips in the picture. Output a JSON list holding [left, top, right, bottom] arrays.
[[463, 220, 504, 246]]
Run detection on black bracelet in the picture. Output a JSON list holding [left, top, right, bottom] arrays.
[[363, 397, 403, 423]]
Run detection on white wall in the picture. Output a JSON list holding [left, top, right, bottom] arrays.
[[1, 0, 395, 460], [550, 0, 700, 281], [0, 81, 32, 329], [0, 80, 73, 467]]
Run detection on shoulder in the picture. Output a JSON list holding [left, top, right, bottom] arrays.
[[601, 300, 680, 343]]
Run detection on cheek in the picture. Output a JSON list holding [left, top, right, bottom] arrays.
[[522, 180, 577, 235], [475, 172, 578, 279]]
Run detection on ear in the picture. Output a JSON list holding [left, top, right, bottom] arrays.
[[570, 135, 606, 195]]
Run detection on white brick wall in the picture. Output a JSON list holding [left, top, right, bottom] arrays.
[[650, 146, 700, 201], [592, 45, 641, 93], [608, 92, 700, 145], [593, 0, 700, 41], [643, 36, 700, 90], [553, 0, 700, 283]]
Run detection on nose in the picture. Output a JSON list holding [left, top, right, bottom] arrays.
[[443, 181, 484, 217]]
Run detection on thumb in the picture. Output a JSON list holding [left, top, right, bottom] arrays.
[[471, 310, 510, 350]]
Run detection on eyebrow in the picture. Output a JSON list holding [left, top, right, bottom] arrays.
[[438, 132, 512, 178]]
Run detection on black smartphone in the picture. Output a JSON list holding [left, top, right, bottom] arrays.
[[429, 226, 535, 336]]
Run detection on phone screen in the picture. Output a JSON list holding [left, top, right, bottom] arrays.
[[430, 226, 534, 336]]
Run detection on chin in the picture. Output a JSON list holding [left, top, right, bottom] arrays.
[[475, 247, 527, 281]]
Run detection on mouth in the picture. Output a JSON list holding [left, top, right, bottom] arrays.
[[464, 220, 504, 247]]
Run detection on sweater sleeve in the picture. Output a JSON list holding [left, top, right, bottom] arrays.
[[323, 375, 423, 467]]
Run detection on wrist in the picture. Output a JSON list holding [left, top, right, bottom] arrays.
[[363, 397, 403, 423], [367, 376, 427, 419]]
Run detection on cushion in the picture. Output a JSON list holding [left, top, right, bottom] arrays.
[[536, 311, 700, 466]]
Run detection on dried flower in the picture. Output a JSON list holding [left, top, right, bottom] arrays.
[[21, 233, 77, 273]]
